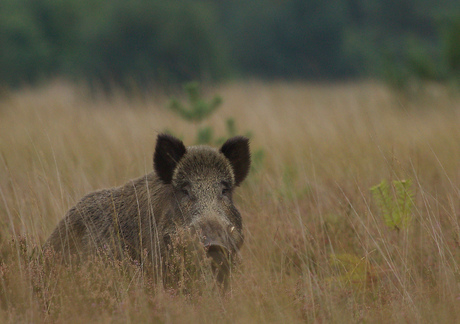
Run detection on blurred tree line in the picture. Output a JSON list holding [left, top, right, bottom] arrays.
[[0, 0, 459, 88]]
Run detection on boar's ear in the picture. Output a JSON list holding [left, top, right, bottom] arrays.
[[154, 134, 186, 184], [220, 136, 251, 186]]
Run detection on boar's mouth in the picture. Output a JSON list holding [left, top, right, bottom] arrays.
[[205, 243, 231, 287]]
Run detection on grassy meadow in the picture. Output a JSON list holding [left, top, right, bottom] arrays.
[[1, 81, 460, 322]]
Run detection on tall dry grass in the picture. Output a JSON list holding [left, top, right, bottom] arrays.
[[1, 80, 460, 322]]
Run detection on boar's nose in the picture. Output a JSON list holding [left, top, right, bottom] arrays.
[[203, 239, 230, 256], [202, 236, 230, 263], [201, 229, 230, 252], [204, 240, 231, 288]]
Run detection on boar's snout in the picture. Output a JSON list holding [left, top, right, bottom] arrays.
[[203, 239, 230, 254], [190, 221, 235, 286], [205, 242, 231, 287], [191, 219, 237, 253]]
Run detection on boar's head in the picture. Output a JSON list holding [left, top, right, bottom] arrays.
[[154, 134, 250, 286]]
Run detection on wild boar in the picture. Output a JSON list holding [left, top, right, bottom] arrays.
[[44, 133, 250, 286]]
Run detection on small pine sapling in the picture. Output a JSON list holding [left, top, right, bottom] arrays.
[[168, 82, 222, 123], [370, 179, 414, 231], [167, 81, 265, 171]]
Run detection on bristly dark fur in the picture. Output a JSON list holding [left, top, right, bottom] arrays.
[[154, 133, 187, 184], [220, 136, 251, 186], [45, 133, 251, 288]]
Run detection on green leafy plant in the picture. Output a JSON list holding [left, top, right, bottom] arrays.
[[168, 82, 222, 123], [166, 82, 265, 171], [370, 179, 414, 231], [196, 126, 214, 145], [168, 81, 222, 145], [328, 253, 376, 290], [275, 164, 310, 200]]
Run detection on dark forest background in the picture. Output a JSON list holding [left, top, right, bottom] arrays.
[[1, 0, 459, 88]]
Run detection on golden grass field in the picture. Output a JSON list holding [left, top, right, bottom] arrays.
[[1, 81, 460, 322]]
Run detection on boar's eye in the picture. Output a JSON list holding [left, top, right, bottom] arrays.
[[180, 183, 191, 197], [221, 181, 231, 196]]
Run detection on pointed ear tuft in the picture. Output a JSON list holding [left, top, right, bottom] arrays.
[[154, 134, 186, 184], [220, 136, 251, 186]]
